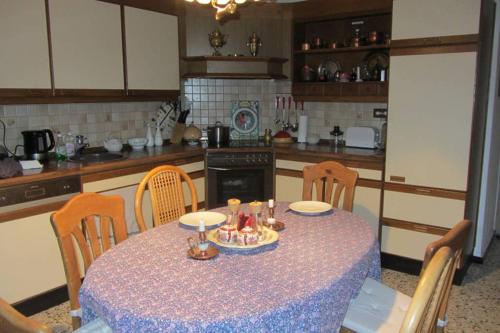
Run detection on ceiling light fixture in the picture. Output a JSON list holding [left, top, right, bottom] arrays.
[[185, 0, 261, 20]]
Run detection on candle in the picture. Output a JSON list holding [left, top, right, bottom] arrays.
[[198, 220, 206, 232], [268, 199, 274, 208], [267, 217, 276, 225]]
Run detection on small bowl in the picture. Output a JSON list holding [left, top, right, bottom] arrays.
[[104, 139, 123, 153], [306, 135, 320, 145], [128, 138, 147, 151]]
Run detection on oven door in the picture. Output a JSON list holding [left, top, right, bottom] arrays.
[[206, 166, 274, 209]]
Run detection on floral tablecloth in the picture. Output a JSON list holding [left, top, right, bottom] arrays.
[[80, 202, 380, 332]]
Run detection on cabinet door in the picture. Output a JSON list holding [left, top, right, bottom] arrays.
[[392, 0, 480, 39], [49, 0, 124, 89], [385, 52, 476, 190], [0, 0, 51, 89], [125, 7, 179, 90]]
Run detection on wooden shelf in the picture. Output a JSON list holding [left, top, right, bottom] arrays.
[[294, 44, 389, 55], [182, 56, 288, 80], [292, 81, 388, 103]]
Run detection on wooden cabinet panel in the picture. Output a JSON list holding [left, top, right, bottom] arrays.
[[50, 0, 124, 89], [0, 213, 66, 303], [383, 190, 465, 229], [381, 226, 440, 260], [0, 0, 51, 89], [125, 7, 179, 90], [385, 53, 476, 190], [392, 0, 480, 39]]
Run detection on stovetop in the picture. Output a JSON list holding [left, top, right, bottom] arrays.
[[205, 140, 273, 151]]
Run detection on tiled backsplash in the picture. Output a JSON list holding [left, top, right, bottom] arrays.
[[0, 80, 387, 155], [182, 78, 387, 139], [0, 102, 161, 155]]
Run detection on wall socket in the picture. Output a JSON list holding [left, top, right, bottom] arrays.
[[373, 108, 388, 118]]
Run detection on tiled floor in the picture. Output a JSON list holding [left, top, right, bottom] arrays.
[[31, 238, 500, 332]]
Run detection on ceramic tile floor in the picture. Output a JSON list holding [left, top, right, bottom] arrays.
[[31, 238, 500, 333]]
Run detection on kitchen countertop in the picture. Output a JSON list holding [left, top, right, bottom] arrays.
[[0, 142, 384, 188]]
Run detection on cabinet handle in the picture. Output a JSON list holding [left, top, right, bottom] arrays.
[[390, 175, 406, 183], [415, 188, 432, 194]]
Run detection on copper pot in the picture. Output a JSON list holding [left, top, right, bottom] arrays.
[[301, 42, 310, 51], [368, 31, 380, 44]]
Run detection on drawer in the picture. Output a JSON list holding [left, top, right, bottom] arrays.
[[383, 190, 465, 228], [381, 225, 441, 260]]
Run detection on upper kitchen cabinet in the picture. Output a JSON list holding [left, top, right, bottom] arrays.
[[49, 0, 124, 90], [0, 0, 51, 90], [124, 7, 179, 91], [392, 0, 481, 40]]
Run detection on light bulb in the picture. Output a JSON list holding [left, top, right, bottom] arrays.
[[197, 0, 211, 4]]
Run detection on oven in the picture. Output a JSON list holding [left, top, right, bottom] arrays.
[[205, 149, 274, 209]]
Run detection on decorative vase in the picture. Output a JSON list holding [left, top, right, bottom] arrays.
[[154, 126, 163, 147], [146, 124, 154, 147]]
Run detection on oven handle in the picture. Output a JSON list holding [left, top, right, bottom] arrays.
[[207, 167, 232, 171]]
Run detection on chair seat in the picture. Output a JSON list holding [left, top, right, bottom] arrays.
[[73, 317, 113, 333], [342, 277, 412, 333]]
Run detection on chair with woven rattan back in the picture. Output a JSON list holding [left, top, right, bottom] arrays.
[[50, 193, 128, 330], [0, 297, 52, 333], [135, 165, 198, 232], [302, 161, 359, 212]]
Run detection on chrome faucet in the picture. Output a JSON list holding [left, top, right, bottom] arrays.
[[75, 135, 89, 154]]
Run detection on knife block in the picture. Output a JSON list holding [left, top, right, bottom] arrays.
[[170, 123, 186, 144]]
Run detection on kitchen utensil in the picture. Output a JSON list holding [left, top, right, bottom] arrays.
[[274, 96, 281, 126], [128, 138, 147, 150], [312, 36, 322, 49], [301, 42, 310, 51], [288, 201, 333, 215], [291, 100, 299, 132], [207, 121, 230, 147], [22, 129, 55, 161], [300, 65, 316, 82], [318, 59, 341, 82], [286, 96, 292, 130]]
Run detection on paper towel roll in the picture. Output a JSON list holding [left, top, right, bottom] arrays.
[[298, 115, 308, 143]]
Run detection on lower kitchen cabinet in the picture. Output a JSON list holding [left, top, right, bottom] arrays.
[[275, 159, 382, 236], [0, 161, 204, 304], [0, 212, 66, 304]]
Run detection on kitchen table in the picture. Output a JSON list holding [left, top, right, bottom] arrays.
[[80, 202, 380, 332]]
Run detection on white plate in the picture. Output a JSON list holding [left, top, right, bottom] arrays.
[[207, 227, 279, 250], [179, 211, 227, 228], [288, 201, 333, 215]]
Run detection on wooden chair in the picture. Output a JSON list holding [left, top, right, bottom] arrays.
[[302, 161, 359, 212], [135, 165, 198, 232], [342, 247, 453, 333], [0, 297, 52, 333], [342, 219, 471, 333], [421, 219, 472, 332], [51, 193, 128, 330]]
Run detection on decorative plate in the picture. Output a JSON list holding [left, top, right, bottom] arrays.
[[363, 51, 389, 78], [317, 59, 342, 82], [179, 212, 227, 229], [230, 101, 259, 140], [288, 201, 333, 215], [207, 227, 279, 250]]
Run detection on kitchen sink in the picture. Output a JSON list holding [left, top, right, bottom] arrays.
[[69, 151, 124, 164]]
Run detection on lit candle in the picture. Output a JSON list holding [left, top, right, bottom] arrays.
[[268, 199, 274, 208], [199, 220, 206, 232]]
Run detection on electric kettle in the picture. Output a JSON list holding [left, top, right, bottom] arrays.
[[22, 129, 55, 160]]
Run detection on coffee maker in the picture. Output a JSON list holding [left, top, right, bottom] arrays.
[[22, 129, 55, 160]]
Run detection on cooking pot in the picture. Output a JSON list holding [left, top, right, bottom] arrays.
[[207, 121, 230, 147]]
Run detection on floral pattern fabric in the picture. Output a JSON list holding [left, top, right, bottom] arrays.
[[80, 202, 380, 332]]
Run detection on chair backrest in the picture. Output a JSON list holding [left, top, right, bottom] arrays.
[[135, 165, 198, 232], [0, 298, 52, 333], [421, 219, 472, 330], [50, 193, 128, 330], [302, 161, 359, 212], [400, 247, 453, 333]]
